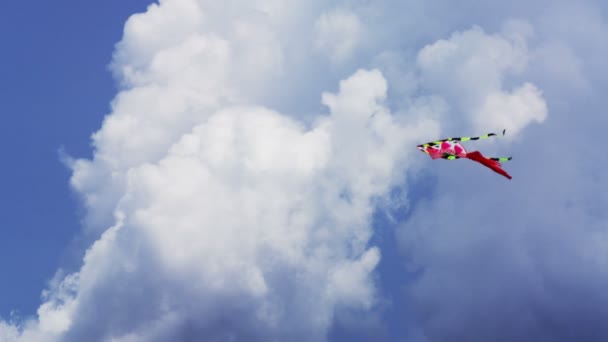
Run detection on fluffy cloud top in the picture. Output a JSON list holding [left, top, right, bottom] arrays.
[[417, 24, 546, 134]]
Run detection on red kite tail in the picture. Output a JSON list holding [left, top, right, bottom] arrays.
[[465, 151, 512, 180]]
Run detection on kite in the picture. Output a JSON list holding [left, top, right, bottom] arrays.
[[417, 130, 513, 179]]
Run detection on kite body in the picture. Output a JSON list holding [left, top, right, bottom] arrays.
[[425, 140, 468, 159], [417, 131, 512, 179]]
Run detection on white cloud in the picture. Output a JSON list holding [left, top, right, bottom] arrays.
[[417, 26, 527, 104], [473, 82, 547, 134], [7, 63, 433, 340], [327, 247, 380, 309], [313, 8, 363, 63], [417, 25, 546, 135], [0, 322, 19, 342], [70, 0, 294, 233], [3, 0, 579, 341], [393, 4, 608, 341]]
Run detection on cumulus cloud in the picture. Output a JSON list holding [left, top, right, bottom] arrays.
[[417, 24, 546, 135], [2, 18, 434, 338], [313, 8, 363, 63], [395, 4, 608, 342], [0, 322, 19, 341], [474, 82, 547, 134], [398, 160, 608, 341], [6, 0, 608, 341], [417, 26, 527, 103], [61, 69, 426, 341]]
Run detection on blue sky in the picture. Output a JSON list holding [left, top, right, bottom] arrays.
[[0, 0, 149, 316], [1, 1, 608, 341]]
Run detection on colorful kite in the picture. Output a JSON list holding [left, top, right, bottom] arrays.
[[417, 130, 512, 179]]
